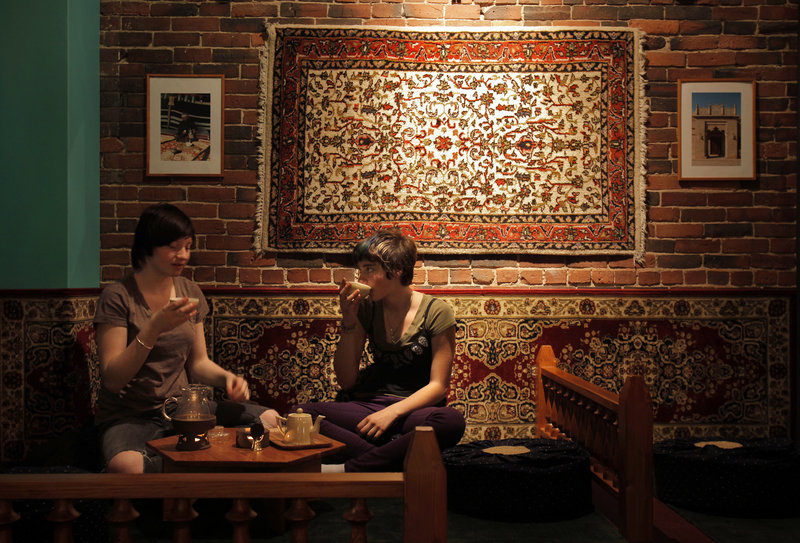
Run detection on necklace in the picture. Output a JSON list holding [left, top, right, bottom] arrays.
[[384, 297, 412, 343]]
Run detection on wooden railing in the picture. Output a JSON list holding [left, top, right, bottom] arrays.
[[0, 427, 446, 543], [535, 345, 653, 543]]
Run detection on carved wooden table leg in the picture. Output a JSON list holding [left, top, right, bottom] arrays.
[[107, 498, 140, 543], [166, 498, 197, 543], [285, 498, 315, 543], [343, 498, 373, 543], [226, 498, 256, 543], [0, 500, 20, 543], [48, 498, 80, 543]]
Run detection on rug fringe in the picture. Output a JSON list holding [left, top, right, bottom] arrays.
[[633, 28, 649, 266], [254, 26, 276, 257]]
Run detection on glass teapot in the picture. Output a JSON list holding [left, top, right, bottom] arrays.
[[162, 384, 215, 422], [162, 384, 216, 450]]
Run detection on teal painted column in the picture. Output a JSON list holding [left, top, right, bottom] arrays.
[[0, 0, 99, 288]]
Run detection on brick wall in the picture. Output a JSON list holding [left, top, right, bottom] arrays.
[[99, 0, 798, 288]]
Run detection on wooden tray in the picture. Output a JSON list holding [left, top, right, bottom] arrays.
[[268, 429, 334, 450]]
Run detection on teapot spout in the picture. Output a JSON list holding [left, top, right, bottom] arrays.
[[311, 414, 325, 436]]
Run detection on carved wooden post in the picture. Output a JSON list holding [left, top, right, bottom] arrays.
[[403, 427, 446, 543], [343, 497, 372, 543], [0, 500, 20, 543], [285, 498, 314, 543], [165, 498, 197, 543], [48, 498, 80, 543], [619, 375, 653, 543], [107, 499, 139, 543], [535, 345, 557, 437], [226, 498, 256, 543]]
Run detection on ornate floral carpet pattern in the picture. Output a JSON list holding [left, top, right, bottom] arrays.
[[0, 290, 791, 463], [257, 26, 646, 257]]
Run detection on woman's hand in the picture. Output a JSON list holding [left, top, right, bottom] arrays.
[[151, 298, 198, 334], [357, 407, 399, 441], [338, 279, 361, 326], [225, 373, 251, 402]]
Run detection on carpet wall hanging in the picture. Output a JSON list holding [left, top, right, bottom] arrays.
[[257, 26, 647, 258]]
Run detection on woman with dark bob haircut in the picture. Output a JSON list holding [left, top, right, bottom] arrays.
[[94, 203, 279, 473], [295, 228, 466, 472]]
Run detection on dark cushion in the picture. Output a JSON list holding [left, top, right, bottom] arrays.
[[442, 438, 592, 522], [654, 438, 800, 518]]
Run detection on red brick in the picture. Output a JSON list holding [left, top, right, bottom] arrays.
[[648, 208, 679, 222], [655, 224, 705, 238], [687, 51, 736, 67], [721, 239, 770, 253], [482, 6, 520, 20], [405, 5, 444, 19], [520, 269, 543, 286], [496, 269, 520, 285], [212, 267, 236, 283], [660, 192, 707, 206], [261, 269, 286, 285], [372, 4, 403, 18], [544, 270, 567, 285], [592, 270, 614, 285], [188, 187, 236, 202], [427, 269, 450, 285], [660, 271, 684, 285], [568, 269, 592, 286], [238, 268, 261, 285], [287, 269, 309, 283], [172, 17, 220, 32], [760, 5, 798, 20], [754, 270, 778, 286], [636, 271, 660, 286], [614, 270, 636, 286], [450, 269, 472, 284], [629, 20, 680, 35], [472, 269, 495, 285], [332, 268, 356, 285], [674, 239, 720, 253], [647, 52, 686, 67]]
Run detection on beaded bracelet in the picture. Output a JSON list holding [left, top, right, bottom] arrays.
[[135, 335, 154, 350]]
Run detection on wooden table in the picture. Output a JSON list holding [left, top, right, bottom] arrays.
[[147, 428, 345, 473], [146, 428, 346, 533]]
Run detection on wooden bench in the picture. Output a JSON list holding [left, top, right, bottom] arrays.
[[0, 427, 446, 543], [535, 345, 653, 543]]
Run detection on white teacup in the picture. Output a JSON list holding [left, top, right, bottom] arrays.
[[170, 296, 200, 305], [347, 281, 372, 298]]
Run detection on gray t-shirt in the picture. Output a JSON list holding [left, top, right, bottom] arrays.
[[93, 274, 209, 426]]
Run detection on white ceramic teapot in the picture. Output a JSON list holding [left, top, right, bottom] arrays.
[[275, 408, 325, 446]]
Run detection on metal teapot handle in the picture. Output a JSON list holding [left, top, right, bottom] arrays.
[[162, 396, 178, 421], [275, 414, 288, 436]]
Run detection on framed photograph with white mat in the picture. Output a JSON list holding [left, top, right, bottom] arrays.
[[147, 74, 224, 176], [678, 79, 755, 181]]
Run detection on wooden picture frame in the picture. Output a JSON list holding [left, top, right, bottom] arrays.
[[678, 79, 756, 181], [146, 74, 224, 176]]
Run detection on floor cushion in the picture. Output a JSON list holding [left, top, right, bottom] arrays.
[[654, 437, 800, 518], [442, 438, 592, 522]]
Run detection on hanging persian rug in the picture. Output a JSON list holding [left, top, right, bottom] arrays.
[[257, 26, 647, 258]]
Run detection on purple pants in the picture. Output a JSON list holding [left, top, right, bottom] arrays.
[[295, 396, 466, 472]]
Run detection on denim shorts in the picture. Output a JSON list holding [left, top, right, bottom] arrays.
[[100, 400, 268, 473]]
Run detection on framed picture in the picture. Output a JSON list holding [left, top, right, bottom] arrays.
[[147, 74, 224, 176], [678, 79, 756, 181]]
